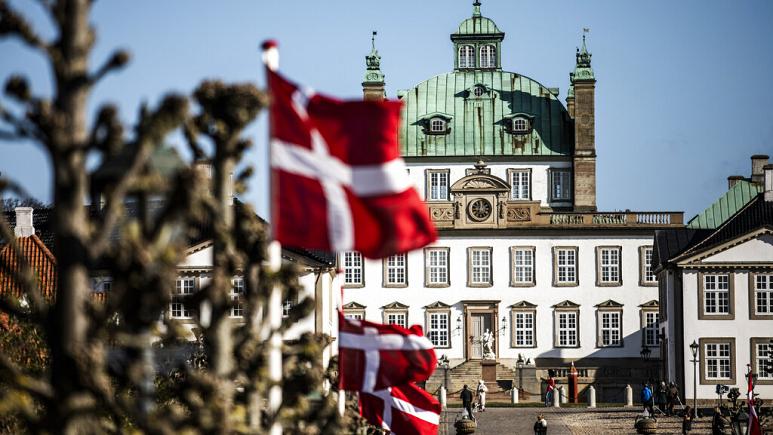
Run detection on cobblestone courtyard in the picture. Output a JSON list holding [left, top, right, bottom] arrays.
[[442, 407, 714, 434]]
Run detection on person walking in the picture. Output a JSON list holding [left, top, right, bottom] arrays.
[[476, 380, 488, 412], [460, 384, 474, 421], [640, 382, 654, 416], [668, 382, 680, 416], [544, 370, 556, 407], [656, 381, 668, 415], [711, 406, 729, 435], [682, 405, 694, 434]]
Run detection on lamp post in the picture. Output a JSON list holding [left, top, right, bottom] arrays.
[[516, 354, 524, 393], [689, 340, 699, 414], [438, 354, 450, 392]]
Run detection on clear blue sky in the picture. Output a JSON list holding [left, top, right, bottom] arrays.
[[1, 0, 772, 219]]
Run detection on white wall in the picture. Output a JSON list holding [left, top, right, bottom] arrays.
[[343, 234, 660, 363], [681, 270, 773, 399]]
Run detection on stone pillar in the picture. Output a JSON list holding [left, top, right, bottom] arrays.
[[588, 385, 596, 408], [559, 386, 567, 404], [439, 386, 447, 410], [625, 384, 633, 407], [552, 387, 560, 408], [511, 388, 519, 404]]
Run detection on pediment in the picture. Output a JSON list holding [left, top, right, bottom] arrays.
[[423, 301, 450, 309], [342, 301, 366, 310], [451, 174, 509, 192], [552, 300, 580, 309], [680, 228, 773, 266], [509, 300, 537, 308], [381, 301, 409, 310], [595, 299, 624, 308], [639, 300, 659, 308]]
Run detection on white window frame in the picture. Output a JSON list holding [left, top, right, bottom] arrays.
[[230, 277, 244, 318], [426, 169, 450, 201], [479, 45, 496, 68], [510, 246, 535, 286], [425, 247, 450, 287], [385, 311, 408, 328], [429, 117, 446, 133], [703, 274, 730, 315], [705, 342, 732, 380], [512, 310, 536, 348], [508, 168, 531, 200], [596, 246, 622, 286], [342, 251, 364, 288], [553, 247, 578, 286], [550, 169, 572, 202], [426, 311, 450, 348], [642, 310, 660, 347], [753, 274, 773, 316], [597, 310, 622, 347], [458, 45, 475, 68], [383, 253, 407, 287], [171, 277, 195, 319], [752, 339, 773, 381], [467, 247, 492, 287], [511, 117, 529, 134], [639, 246, 657, 286], [556, 311, 579, 347]]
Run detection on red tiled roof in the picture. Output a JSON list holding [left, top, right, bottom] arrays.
[[0, 235, 57, 299]]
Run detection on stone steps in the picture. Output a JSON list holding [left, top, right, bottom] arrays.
[[426, 360, 516, 395]]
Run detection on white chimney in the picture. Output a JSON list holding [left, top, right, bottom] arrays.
[[764, 164, 773, 202], [14, 207, 34, 237]]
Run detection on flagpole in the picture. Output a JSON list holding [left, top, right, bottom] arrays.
[[261, 40, 283, 435]]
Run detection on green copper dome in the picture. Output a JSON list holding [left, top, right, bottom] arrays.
[[454, 1, 502, 35]]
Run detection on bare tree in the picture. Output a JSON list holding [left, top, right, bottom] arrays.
[[0, 1, 346, 433]]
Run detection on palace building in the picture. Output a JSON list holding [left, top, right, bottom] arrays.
[[343, 2, 683, 401]]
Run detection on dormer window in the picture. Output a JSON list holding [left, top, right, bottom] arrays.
[[429, 118, 446, 133], [472, 85, 486, 97], [420, 112, 453, 135], [504, 114, 534, 135], [459, 45, 475, 68], [479, 45, 496, 68], [512, 117, 529, 133]]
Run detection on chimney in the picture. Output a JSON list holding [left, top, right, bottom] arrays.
[[751, 154, 769, 185], [764, 164, 773, 202], [727, 175, 744, 189], [14, 207, 34, 237]]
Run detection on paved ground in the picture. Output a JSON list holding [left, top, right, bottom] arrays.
[[442, 407, 714, 434]]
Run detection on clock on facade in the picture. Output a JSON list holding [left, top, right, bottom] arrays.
[[467, 198, 492, 221]]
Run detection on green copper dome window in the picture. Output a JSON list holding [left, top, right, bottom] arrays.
[[479, 45, 496, 68], [472, 85, 486, 97], [459, 45, 475, 69], [429, 118, 447, 133]]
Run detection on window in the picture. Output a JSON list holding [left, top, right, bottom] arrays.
[[171, 277, 195, 319], [426, 170, 450, 201], [751, 338, 773, 382], [511, 117, 530, 134], [468, 247, 492, 286], [343, 251, 364, 287], [510, 246, 535, 286], [479, 45, 496, 68], [386, 312, 408, 328], [752, 274, 773, 318], [553, 247, 578, 286], [509, 169, 531, 200], [230, 277, 244, 318], [383, 254, 407, 287], [705, 343, 732, 380], [639, 246, 657, 286], [556, 311, 578, 347], [643, 311, 659, 347], [427, 311, 450, 347], [344, 312, 363, 320], [598, 311, 622, 347], [429, 117, 446, 133], [699, 273, 733, 318], [550, 169, 572, 201], [699, 338, 736, 384], [282, 298, 294, 318], [458, 45, 474, 68], [512, 310, 535, 347], [596, 246, 622, 286], [425, 247, 450, 287]]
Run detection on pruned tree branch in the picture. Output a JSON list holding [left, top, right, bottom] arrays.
[[0, 0, 51, 54], [88, 49, 130, 86]]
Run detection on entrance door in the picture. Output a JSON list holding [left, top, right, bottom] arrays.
[[469, 313, 492, 359]]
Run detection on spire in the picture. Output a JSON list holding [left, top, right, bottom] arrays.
[[572, 28, 595, 81], [473, 0, 482, 17], [362, 31, 385, 100]]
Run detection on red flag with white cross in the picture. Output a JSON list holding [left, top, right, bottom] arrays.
[[359, 383, 441, 435]]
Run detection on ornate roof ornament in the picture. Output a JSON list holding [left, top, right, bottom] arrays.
[[363, 31, 385, 84], [572, 28, 595, 82], [473, 0, 482, 18]]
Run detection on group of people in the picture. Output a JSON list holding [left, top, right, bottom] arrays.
[[640, 380, 683, 417], [459, 380, 489, 420]]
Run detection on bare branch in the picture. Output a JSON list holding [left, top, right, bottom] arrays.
[[0, 354, 54, 400], [88, 50, 130, 86], [0, 0, 51, 53]]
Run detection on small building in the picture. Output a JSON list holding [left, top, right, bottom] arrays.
[[654, 155, 773, 400]]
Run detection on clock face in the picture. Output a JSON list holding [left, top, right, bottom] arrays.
[[467, 198, 492, 221]]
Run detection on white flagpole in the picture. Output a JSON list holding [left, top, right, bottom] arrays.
[[261, 40, 283, 435]]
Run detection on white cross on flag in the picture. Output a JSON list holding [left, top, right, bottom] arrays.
[[747, 365, 762, 435], [359, 383, 441, 435], [338, 312, 437, 392], [264, 44, 437, 259]]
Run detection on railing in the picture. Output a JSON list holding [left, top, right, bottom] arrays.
[[549, 211, 682, 227], [635, 212, 672, 225]]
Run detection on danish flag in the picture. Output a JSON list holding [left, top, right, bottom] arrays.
[[359, 383, 441, 435], [263, 41, 436, 259], [747, 365, 761, 435]]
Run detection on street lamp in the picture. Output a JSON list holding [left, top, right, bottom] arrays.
[[438, 354, 450, 393], [689, 340, 699, 414], [516, 354, 525, 393]]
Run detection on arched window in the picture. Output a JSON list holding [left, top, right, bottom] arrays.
[[512, 117, 529, 134], [429, 118, 446, 133], [458, 45, 475, 69], [480, 45, 496, 68]]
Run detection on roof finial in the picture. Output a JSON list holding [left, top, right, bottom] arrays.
[[473, 0, 481, 17], [371, 30, 377, 51]]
